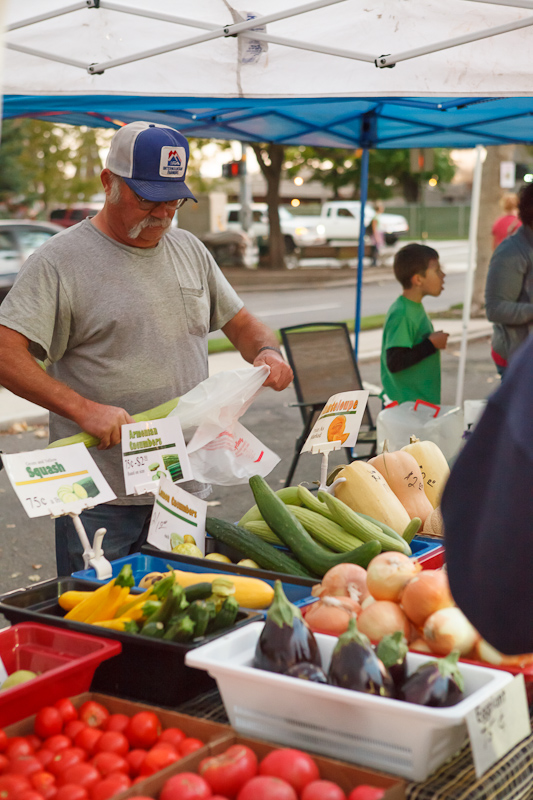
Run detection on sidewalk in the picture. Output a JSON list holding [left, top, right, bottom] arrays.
[[0, 317, 492, 430]]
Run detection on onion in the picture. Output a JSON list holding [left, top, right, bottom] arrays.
[[366, 552, 421, 602], [361, 594, 376, 610], [305, 596, 361, 636], [356, 600, 410, 644], [400, 570, 454, 628], [423, 607, 479, 656], [475, 639, 533, 668], [410, 637, 434, 654], [311, 563, 369, 603]]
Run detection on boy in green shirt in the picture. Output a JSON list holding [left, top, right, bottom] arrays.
[[380, 243, 448, 404]]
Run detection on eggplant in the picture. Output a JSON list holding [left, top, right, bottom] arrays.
[[376, 631, 409, 695], [254, 580, 321, 673], [398, 650, 465, 707], [284, 662, 328, 683], [327, 618, 395, 697]]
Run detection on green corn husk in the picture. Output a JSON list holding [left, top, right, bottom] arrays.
[[46, 397, 180, 450]]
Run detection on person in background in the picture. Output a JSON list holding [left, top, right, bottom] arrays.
[[0, 121, 293, 575], [442, 333, 533, 655], [485, 183, 533, 378], [369, 202, 386, 266], [491, 192, 521, 250], [380, 243, 448, 405]]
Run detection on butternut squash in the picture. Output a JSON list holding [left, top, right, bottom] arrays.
[[369, 446, 433, 527], [333, 461, 411, 536], [422, 506, 444, 537], [401, 436, 450, 508]]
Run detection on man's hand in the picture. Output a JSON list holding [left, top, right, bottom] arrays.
[[429, 330, 449, 350], [253, 350, 293, 391], [76, 403, 136, 450]]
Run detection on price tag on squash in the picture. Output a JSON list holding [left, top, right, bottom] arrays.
[[121, 417, 192, 495], [466, 674, 531, 778], [1, 444, 116, 518], [301, 390, 369, 453], [147, 475, 207, 555]]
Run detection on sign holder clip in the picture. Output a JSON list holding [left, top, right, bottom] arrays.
[[311, 440, 343, 491], [50, 499, 112, 580]]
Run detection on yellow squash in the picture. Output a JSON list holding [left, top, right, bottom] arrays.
[[170, 570, 274, 609]]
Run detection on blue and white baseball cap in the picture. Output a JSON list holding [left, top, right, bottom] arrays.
[[106, 121, 197, 203]]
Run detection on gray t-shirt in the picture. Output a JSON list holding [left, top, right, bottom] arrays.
[[0, 220, 244, 503]]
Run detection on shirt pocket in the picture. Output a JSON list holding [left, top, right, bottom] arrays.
[[181, 285, 210, 337]]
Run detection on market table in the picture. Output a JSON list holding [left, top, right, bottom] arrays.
[[176, 688, 533, 800]]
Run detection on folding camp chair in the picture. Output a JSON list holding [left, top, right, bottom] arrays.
[[280, 322, 379, 487]]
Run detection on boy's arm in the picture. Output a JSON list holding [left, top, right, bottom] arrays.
[[386, 331, 448, 373]]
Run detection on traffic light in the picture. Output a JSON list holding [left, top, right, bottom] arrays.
[[222, 160, 245, 178]]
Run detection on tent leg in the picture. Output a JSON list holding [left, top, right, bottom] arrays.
[[455, 144, 484, 407], [354, 147, 369, 359]]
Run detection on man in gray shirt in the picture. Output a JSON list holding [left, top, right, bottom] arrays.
[[0, 121, 293, 574]]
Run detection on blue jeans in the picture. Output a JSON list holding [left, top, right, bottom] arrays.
[[55, 503, 153, 576]]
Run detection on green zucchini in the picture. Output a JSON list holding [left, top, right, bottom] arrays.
[[249, 476, 382, 576], [208, 595, 240, 632], [184, 582, 214, 603], [205, 517, 315, 578], [402, 517, 422, 544]]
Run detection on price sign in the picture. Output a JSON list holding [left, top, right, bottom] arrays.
[[301, 390, 370, 454], [121, 417, 192, 495], [466, 674, 531, 778], [147, 475, 207, 555], [1, 444, 116, 518]]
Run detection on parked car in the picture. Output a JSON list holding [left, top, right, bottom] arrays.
[[0, 220, 63, 301], [49, 206, 98, 228], [318, 201, 409, 244]]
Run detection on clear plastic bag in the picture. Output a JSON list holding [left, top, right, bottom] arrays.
[[376, 399, 464, 461]]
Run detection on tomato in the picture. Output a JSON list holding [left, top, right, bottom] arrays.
[[125, 750, 146, 778], [139, 746, 179, 777], [347, 788, 385, 800], [125, 713, 161, 750], [30, 771, 57, 800], [0, 774, 33, 800], [199, 744, 258, 798], [78, 704, 109, 731], [40, 738, 71, 756], [73, 730, 102, 757], [6, 739, 35, 759], [62, 724, 85, 743], [48, 749, 86, 779], [259, 750, 320, 794], [159, 773, 212, 800], [35, 752, 54, 771], [0, 732, 8, 753], [157, 729, 186, 750], [93, 733, 128, 759], [24, 739, 42, 755], [178, 739, 204, 758], [237, 776, 297, 800], [59, 765, 100, 791], [301, 781, 347, 800], [53, 702, 78, 726], [89, 773, 130, 800], [90, 753, 129, 778], [102, 715, 129, 735], [34, 710, 63, 741], [0, 754, 9, 774], [17, 790, 44, 800], [5, 757, 42, 778], [55, 786, 88, 800]]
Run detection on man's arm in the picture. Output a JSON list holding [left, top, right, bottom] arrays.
[[221, 308, 293, 391], [485, 246, 533, 325], [0, 326, 134, 449]]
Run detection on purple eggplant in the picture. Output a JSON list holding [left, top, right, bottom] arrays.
[[254, 580, 321, 674], [327, 618, 395, 697], [398, 650, 465, 707], [284, 662, 328, 683], [376, 631, 409, 695]]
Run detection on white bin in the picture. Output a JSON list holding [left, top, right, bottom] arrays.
[[186, 622, 513, 782], [376, 400, 464, 461]]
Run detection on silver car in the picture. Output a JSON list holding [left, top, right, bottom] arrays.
[[0, 220, 63, 300]]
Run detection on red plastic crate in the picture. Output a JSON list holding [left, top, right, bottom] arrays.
[[417, 544, 445, 569], [0, 623, 121, 727]]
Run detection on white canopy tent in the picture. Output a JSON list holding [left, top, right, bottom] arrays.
[[3, 0, 533, 402]]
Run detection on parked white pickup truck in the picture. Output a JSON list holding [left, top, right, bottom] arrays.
[[226, 202, 327, 254], [318, 201, 409, 244]]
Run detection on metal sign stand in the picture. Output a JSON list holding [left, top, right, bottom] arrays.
[[49, 498, 112, 579]]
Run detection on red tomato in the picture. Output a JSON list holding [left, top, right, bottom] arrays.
[[24, 739, 42, 755], [5, 757, 42, 778], [53, 702, 78, 726], [35, 710, 63, 741], [125, 750, 146, 778], [48, 749, 86, 779], [0, 754, 9, 774], [35, 752, 54, 771], [259, 750, 320, 794], [210, 797, 231, 800], [0, 774, 33, 800], [347, 788, 385, 800], [41, 738, 71, 756], [237, 776, 297, 800], [301, 781, 347, 800], [102, 715, 129, 735], [179, 739, 204, 758], [121, 797, 153, 800], [55, 786, 88, 800], [30, 771, 57, 800], [90, 752, 129, 778], [158, 729, 186, 750], [0, 731, 8, 753], [93, 733, 128, 758], [59, 764, 100, 791], [160, 773, 212, 800], [6, 739, 35, 759], [125, 713, 161, 750], [199, 744, 258, 797], [78, 704, 109, 731], [73, 730, 102, 757], [62, 724, 85, 743], [139, 746, 179, 777], [89, 773, 130, 800], [17, 790, 44, 800]]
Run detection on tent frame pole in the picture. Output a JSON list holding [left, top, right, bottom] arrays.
[[354, 147, 370, 360]]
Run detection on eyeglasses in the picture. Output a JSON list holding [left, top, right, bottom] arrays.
[[131, 189, 187, 212]]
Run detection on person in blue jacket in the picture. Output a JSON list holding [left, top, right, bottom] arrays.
[[441, 334, 533, 655]]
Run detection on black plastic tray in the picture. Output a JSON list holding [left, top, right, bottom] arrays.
[[0, 578, 261, 708]]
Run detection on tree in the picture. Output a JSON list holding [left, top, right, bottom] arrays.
[[250, 142, 287, 269]]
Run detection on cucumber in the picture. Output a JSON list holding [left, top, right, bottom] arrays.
[[184, 582, 214, 603], [249, 476, 382, 576], [205, 517, 315, 578]]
